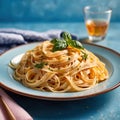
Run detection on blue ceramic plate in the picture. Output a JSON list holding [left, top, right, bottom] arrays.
[[0, 43, 120, 101]]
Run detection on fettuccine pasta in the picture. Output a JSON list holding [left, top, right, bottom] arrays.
[[11, 39, 109, 92]]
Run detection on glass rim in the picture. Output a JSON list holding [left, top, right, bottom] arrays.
[[84, 6, 112, 14]]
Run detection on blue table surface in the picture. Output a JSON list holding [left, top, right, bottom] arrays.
[[0, 22, 120, 120]]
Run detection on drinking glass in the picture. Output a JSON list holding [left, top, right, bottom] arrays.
[[84, 6, 112, 42]]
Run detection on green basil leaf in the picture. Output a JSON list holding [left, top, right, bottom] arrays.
[[70, 40, 84, 49], [52, 40, 67, 52], [81, 51, 88, 60], [61, 32, 72, 41], [51, 38, 61, 44], [50, 32, 84, 52], [35, 62, 47, 69]]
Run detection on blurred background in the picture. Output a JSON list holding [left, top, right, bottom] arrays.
[[0, 0, 119, 23], [0, 0, 120, 49]]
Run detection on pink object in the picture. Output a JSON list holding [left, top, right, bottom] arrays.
[[0, 88, 33, 120]]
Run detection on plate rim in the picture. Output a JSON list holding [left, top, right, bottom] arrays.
[[0, 42, 120, 101]]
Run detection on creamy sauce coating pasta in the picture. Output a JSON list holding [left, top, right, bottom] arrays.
[[12, 41, 109, 92]]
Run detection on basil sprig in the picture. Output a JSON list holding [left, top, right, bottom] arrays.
[[81, 51, 88, 60], [51, 32, 84, 52], [51, 38, 67, 52], [34, 62, 48, 69]]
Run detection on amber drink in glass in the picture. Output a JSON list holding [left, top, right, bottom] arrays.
[[84, 6, 112, 42]]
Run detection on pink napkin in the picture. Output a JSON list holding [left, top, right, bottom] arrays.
[[0, 88, 33, 120]]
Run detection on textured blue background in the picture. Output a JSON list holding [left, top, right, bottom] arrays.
[[0, 0, 120, 22]]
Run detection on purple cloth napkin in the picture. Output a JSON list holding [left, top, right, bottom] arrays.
[[0, 28, 78, 54], [0, 88, 33, 120]]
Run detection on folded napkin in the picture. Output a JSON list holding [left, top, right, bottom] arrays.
[[0, 88, 33, 120], [0, 28, 78, 54]]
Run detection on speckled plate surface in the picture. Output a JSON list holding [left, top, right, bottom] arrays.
[[0, 42, 120, 101]]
